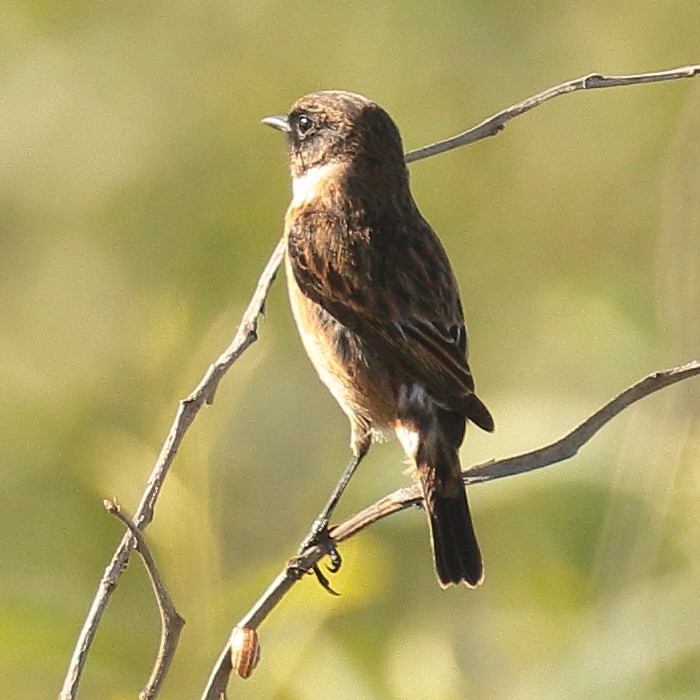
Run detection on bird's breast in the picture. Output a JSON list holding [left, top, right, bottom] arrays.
[[284, 254, 396, 431]]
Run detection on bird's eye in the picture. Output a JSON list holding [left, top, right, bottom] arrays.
[[296, 114, 315, 137]]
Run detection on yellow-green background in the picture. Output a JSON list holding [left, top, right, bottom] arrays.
[[2, 2, 699, 698]]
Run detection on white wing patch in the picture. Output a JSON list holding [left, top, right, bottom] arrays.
[[395, 424, 420, 460]]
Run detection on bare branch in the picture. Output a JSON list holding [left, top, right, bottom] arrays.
[[405, 64, 700, 163], [61, 62, 700, 700], [58, 238, 285, 700], [201, 360, 700, 698], [103, 500, 185, 700]]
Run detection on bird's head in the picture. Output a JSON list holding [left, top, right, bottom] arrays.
[[262, 90, 406, 182]]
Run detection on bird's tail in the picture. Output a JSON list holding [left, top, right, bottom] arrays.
[[416, 438, 483, 588]]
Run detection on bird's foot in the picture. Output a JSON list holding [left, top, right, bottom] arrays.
[[290, 519, 342, 595]]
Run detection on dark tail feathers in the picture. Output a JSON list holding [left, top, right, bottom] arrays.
[[418, 442, 483, 588]]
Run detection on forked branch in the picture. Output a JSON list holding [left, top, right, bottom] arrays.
[[103, 500, 185, 700], [58, 238, 284, 700]]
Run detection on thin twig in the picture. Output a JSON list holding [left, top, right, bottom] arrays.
[[201, 360, 700, 699], [405, 64, 700, 163], [61, 63, 700, 700], [103, 500, 185, 700], [58, 238, 285, 700]]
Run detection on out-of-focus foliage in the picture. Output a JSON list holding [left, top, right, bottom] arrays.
[[1, 2, 699, 698]]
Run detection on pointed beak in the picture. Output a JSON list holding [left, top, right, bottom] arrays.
[[261, 114, 291, 133]]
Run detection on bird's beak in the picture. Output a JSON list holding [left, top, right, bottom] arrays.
[[261, 114, 291, 133]]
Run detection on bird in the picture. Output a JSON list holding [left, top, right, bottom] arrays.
[[262, 90, 494, 588]]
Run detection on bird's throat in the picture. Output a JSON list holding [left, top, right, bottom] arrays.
[[291, 162, 343, 208]]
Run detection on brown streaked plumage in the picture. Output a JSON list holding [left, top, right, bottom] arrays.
[[263, 90, 494, 588]]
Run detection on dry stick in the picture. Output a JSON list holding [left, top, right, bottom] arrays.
[[58, 237, 285, 700], [201, 361, 700, 700], [103, 500, 185, 700], [60, 63, 700, 700], [405, 64, 700, 163]]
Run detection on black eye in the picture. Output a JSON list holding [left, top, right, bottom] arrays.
[[296, 114, 315, 137]]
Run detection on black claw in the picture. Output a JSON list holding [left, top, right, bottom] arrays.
[[312, 565, 341, 596], [326, 548, 342, 573]]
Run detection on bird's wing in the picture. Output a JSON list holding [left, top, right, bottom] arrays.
[[286, 211, 494, 431]]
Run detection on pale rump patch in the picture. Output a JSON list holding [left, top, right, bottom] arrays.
[[291, 163, 339, 207]]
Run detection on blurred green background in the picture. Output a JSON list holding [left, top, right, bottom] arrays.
[[2, 1, 699, 698]]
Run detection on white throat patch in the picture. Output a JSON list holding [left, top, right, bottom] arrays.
[[291, 163, 338, 207]]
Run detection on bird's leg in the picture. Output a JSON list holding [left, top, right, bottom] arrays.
[[295, 435, 371, 592]]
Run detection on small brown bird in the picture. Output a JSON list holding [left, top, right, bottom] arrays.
[[263, 91, 494, 588]]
